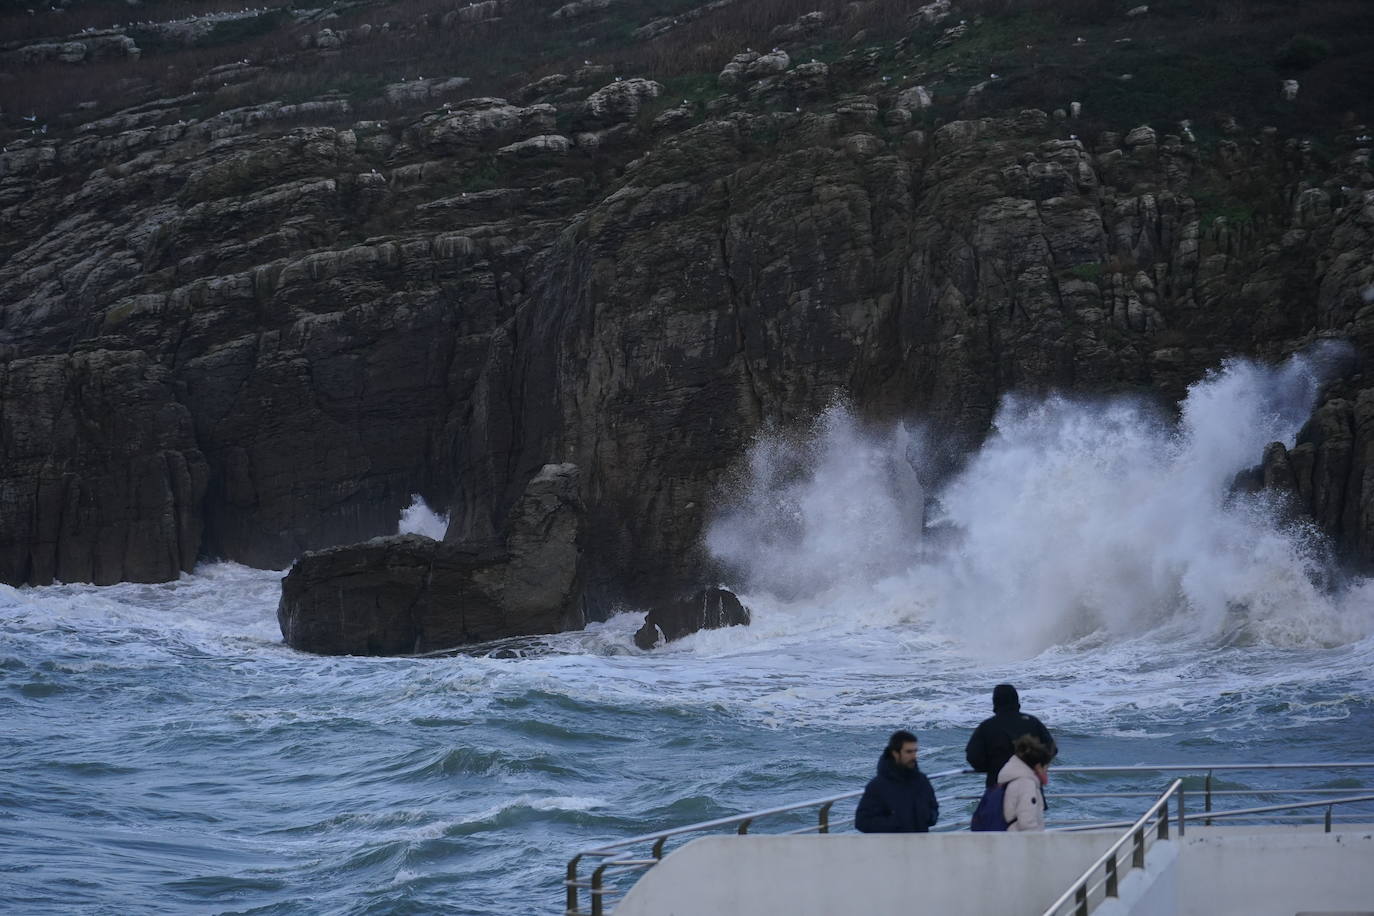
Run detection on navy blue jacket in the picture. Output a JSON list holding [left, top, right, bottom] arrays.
[[965, 709, 1058, 788], [854, 756, 940, 833]]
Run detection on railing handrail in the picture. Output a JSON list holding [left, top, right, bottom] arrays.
[[579, 766, 968, 856], [576, 762, 1374, 855], [1053, 792, 1374, 833], [1044, 762, 1374, 773], [1039, 779, 1183, 916]]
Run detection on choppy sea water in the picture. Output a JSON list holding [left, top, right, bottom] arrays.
[[6, 349, 1374, 915], [4, 565, 1374, 916]]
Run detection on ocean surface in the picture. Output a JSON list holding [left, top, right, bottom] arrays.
[[5, 349, 1374, 915]]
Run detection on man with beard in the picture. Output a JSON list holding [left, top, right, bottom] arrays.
[[855, 729, 940, 833]]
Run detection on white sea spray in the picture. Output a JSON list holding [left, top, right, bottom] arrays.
[[707, 345, 1374, 658], [398, 494, 450, 540]]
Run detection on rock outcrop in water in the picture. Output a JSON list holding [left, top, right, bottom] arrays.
[[277, 463, 585, 655], [633, 587, 751, 649], [3, 0, 1373, 609]]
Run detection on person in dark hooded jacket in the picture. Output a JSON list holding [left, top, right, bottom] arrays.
[[854, 730, 939, 833], [965, 684, 1058, 788]]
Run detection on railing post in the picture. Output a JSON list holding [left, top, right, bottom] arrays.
[[1158, 806, 1169, 841], [1105, 854, 1119, 898], [1204, 770, 1213, 826], [566, 854, 582, 915], [1075, 883, 1089, 916], [1132, 827, 1146, 869], [1325, 805, 1333, 833], [1176, 787, 1186, 837], [819, 801, 834, 834], [591, 864, 607, 916]]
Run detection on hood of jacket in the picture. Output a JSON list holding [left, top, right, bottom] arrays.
[[876, 755, 918, 782], [996, 753, 1037, 786], [992, 683, 1020, 713]]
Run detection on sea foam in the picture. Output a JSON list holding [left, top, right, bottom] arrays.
[[707, 344, 1374, 657]]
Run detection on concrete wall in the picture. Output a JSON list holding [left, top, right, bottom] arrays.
[[612, 832, 1119, 916], [611, 827, 1374, 916], [1176, 827, 1374, 916]]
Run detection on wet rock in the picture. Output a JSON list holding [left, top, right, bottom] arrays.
[[1254, 390, 1374, 567], [633, 588, 751, 649], [278, 464, 586, 655], [0, 350, 208, 586]]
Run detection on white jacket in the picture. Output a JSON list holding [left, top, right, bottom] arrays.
[[997, 755, 1045, 832]]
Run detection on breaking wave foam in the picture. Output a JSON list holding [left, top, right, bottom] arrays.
[[398, 495, 449, 540], [708, 344, 1374, 657]]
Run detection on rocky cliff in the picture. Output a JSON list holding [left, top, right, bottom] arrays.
[[2, 0, 1372, 603]]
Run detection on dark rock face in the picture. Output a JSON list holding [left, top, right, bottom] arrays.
[[1260, 390, 1374, 567], [0, 349, 208, 585], [278, 463, 584, 655], [633, 588, 751, 650], [3, 38, 1374, 601]]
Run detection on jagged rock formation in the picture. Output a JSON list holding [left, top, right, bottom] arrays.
[[633, 587, 751, 649], [1258, 390, 1374, 562], [2, 0, 1373, 603], [278, 463, 584, 654]]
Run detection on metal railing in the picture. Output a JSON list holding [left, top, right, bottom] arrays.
[[1040, 778, 1183, 916], [563, 761, 1374, 916], [564, 766, 966, 916]]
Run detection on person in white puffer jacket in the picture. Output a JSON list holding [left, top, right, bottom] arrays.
[[997, 734, 1054, 831]]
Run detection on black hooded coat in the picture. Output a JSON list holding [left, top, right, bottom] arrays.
[[965, 685, 1058, 788], [854, 755, 940, 833]]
